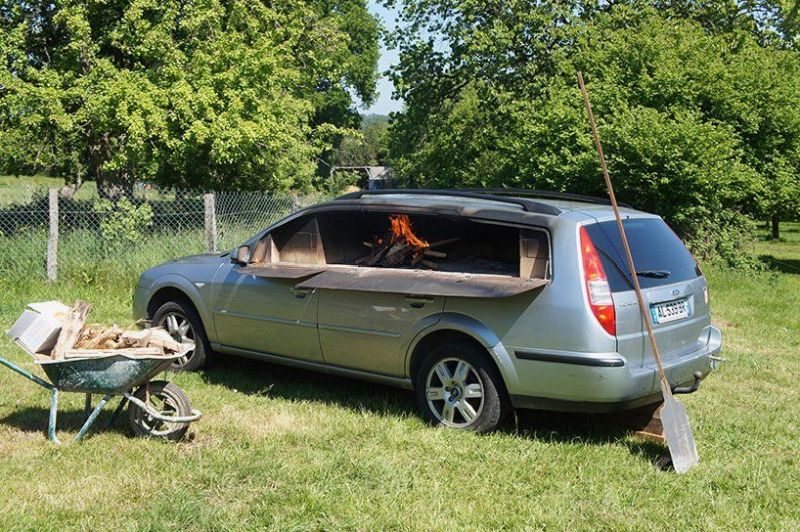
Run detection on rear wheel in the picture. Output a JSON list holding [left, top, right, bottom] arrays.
[[414, 341, 511, 433], [128, 381, 192, 441], [151, 300, 209, 371]]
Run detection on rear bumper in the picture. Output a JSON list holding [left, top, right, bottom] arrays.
[[506, 325, 722, 413]]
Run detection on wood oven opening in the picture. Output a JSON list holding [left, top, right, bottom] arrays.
[[251, 211, 549, 280]]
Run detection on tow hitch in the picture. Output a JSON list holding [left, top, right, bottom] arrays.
[[672, 371, 704, 395]]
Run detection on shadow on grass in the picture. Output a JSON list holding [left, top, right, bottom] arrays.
[[0, 400, 131, 439], [759, 255, 800, 275], [203, 355, 671, 469], [201, 355, 418, 418], [512, 409, 672, 470]]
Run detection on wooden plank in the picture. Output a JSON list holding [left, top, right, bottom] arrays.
[[297, 267, 549, 298], [119, 329, 152, 347], [147, 328, 191, 354], [51, 300, 91, 360], [64, 347, 164, 359]]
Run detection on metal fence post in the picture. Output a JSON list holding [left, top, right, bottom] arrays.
[[204, 193, 217, 253], [47, 188, 58, 281]]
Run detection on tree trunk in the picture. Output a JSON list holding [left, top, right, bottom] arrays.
[[96, 178, 132, 201], [90, 133, 134, 200], [772, 214, 780, 241]]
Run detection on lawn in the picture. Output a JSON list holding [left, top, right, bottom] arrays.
[[0, 175, 100, 207], [0, 223, 798, 529]]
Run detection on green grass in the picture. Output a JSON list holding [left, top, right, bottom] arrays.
[[0, 224, 798, 529], [0, 175, 100, 206]]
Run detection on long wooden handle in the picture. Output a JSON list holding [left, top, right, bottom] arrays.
[[576, 71, 669, 387]]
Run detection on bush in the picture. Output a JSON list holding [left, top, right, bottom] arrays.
[[93, 198, 154, 247]]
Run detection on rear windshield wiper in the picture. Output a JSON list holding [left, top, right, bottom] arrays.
[[636, 270, 671, 279], [593, 244, 671, 285]]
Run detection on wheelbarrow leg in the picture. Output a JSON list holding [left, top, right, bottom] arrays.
[[75, 394, 111, 442], [48, 388, 61, 445], [84, 394, 92, 421]]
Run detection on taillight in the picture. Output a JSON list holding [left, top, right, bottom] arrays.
[[580, 226, 616, 335]]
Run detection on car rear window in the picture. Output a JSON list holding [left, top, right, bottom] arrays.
[[583, 218, 702, 291]]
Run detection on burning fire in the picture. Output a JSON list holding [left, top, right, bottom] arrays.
[[389, 214, 429, 249]]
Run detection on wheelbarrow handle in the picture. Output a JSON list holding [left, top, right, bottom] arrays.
[[0, 356, 64, 443], [0, 355, 54, 389], [123, 393, 203, 424]]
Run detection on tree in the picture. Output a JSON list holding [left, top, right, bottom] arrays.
[[330, 114, 390, 166], [386, 0, 800, 262], [0, 0, 379, 195]]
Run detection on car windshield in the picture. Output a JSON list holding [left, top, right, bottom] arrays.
[[584, 218, 702, 291]]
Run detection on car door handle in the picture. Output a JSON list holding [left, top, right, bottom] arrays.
[[291, 287, 313, 299], [405, 296, 434, 308]]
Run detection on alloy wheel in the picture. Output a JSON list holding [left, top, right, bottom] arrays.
[[425, 357, 485, 427], [160, 312, 195, 369]]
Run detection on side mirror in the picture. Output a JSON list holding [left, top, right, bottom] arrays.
[[232, 245, 251, 265]]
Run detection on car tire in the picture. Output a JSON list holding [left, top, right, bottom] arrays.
[[151, 300, 209, 372], [414, 341, 511, 433]]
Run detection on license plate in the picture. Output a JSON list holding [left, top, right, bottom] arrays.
[[650, 298, 690, 324]]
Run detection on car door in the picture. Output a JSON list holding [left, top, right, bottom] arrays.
[[212, 262, 323, 362], [316, 289, 445, 376]]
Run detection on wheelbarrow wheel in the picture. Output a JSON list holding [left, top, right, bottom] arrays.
[[128, 381, 192, 441]]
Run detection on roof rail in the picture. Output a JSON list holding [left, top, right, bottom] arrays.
[[478, 188, 632, 208], [335, 189, 562, 216]]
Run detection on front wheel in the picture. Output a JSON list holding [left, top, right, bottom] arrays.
[[151, 300, 209, 371], [414, 341, 511, 433]]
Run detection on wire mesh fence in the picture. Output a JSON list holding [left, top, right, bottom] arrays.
[[0, 186, 332, 282]]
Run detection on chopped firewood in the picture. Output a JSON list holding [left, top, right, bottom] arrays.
[[147, 328, 193, 355], [384, 242, 413, 266], [75, 325, 190, 354], [76, 325, 124, 349], [51, 300, 91, 360], [359, 215, 448, 269], [119, 329, 153, 348], [423, 249, 447, 258], [365, 243, 390, 266], [11, 300, 193, 360], [64, 347, 165, 359]]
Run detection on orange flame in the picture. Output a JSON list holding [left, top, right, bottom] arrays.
[[389, 214, 429, 249]]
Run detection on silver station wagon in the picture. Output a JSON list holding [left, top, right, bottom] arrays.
[[133, 190, 722, 432]]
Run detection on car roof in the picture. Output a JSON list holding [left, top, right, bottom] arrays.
[[333, 189, 645, 220]]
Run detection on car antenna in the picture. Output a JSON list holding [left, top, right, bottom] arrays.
[[577, 71, 699, 473]]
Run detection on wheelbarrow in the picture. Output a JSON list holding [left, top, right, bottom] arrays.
[[0, 352, 201, 444]]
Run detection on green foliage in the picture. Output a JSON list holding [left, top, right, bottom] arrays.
[[330, 115, 390, 167], [0, 0, 379, 192], [387, 1, 800, 265], [93, 197, 153, 246], [324, 170, 363, 194]]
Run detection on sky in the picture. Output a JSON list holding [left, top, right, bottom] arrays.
[[364, 1, 403, 115]]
